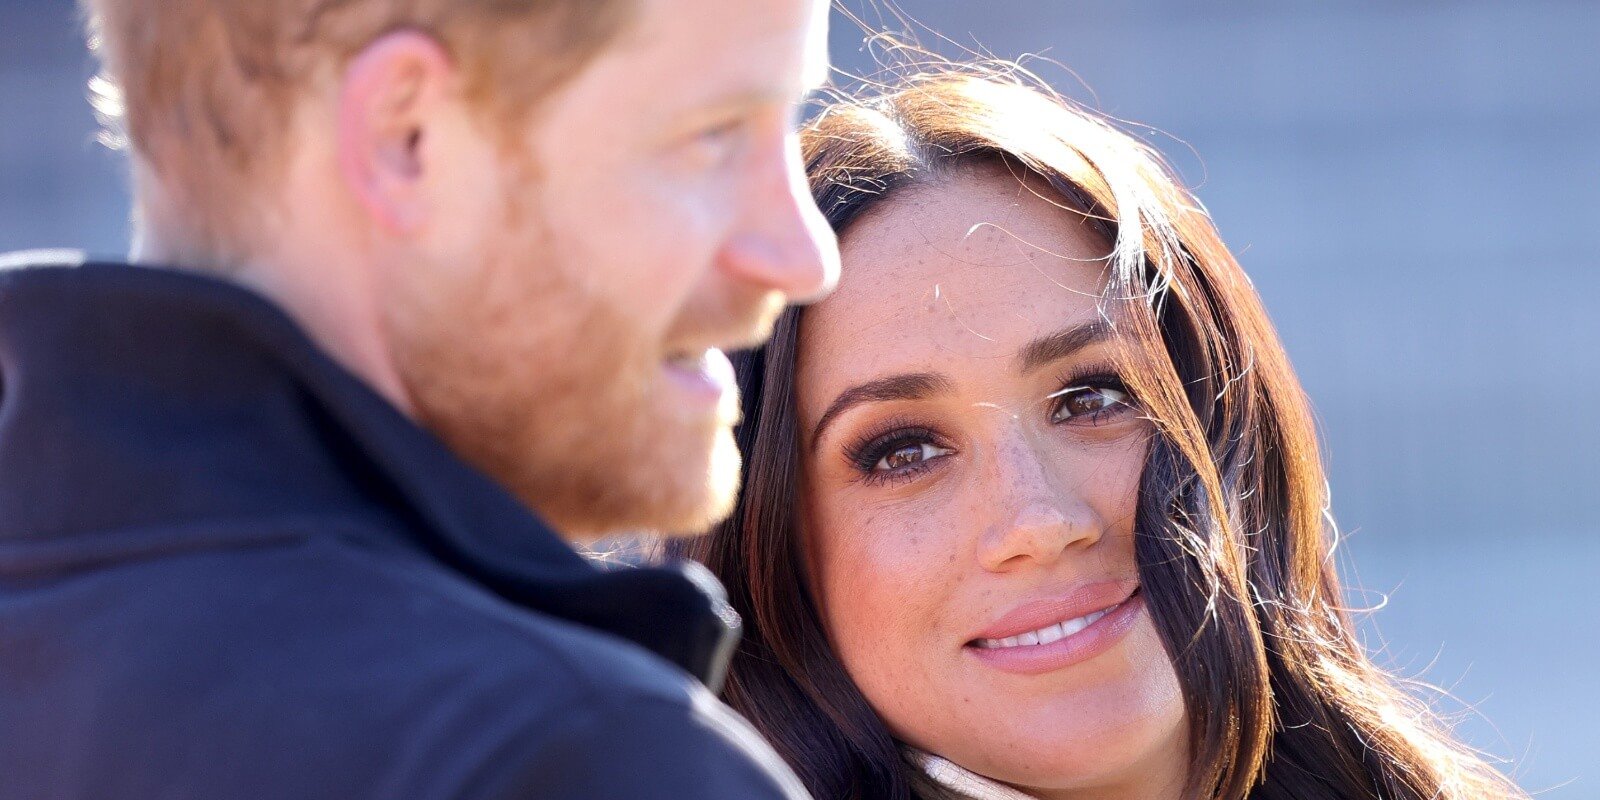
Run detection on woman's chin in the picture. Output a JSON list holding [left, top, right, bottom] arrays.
[[932, 712, 1188, 800], [928, 620, 1188, 794], [936, 732, 1162, 795]]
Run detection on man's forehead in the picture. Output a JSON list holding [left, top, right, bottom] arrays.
[[616, 0, 829, 92], [802, 0, 832, 92]]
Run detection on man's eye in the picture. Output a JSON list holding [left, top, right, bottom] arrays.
[[873, 442, 953, 472], [684, 120, 745, 162], [1049, 385, 1132, 424], [698, 121, 738, 143]]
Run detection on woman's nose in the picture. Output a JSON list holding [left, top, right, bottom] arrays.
[[974, 434, 1104, 572]]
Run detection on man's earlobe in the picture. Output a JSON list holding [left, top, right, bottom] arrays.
[[336, 30, 454, 234]]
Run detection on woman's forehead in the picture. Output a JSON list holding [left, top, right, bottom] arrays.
[[801, 170, 1114, 375]]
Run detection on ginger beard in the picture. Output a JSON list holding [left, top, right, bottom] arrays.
[[385, 186, 753, 540]]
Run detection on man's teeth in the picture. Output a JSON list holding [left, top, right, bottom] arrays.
[[665, 351, 702, 369], [974, 604, 1119, 650]]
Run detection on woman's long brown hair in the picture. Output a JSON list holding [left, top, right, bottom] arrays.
[[676, 65, 1526, 800]]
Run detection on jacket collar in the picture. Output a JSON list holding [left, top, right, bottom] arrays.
[[0, 255, 739, 688]]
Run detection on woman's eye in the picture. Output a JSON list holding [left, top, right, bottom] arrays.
[[1050, 385, 1132, 424], [873, 442, 953, 473]]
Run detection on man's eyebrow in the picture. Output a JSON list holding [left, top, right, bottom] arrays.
[[809, 372, 953, 451], [1017, 320, 1115, 375], [698, 88, 791, 116]]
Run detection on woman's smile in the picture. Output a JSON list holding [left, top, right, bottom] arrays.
[[965, 584, 1145, 676]]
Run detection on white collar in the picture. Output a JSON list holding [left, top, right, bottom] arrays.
[[911, 750, 1040, 800]]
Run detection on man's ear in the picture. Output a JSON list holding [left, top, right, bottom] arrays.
[[336, 30, 454, 234]]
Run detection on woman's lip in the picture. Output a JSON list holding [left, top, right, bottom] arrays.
[[965, 591, 1145, 676], [968, 579, 1140, 642]]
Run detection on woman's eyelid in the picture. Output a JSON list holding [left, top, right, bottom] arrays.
[[838, 412, 957, 471], [857, 438, 958, 487], [1046, 382, 1094, 401], [1043, 361, 1135, 422], [851, 425, 948, 465], [1032, 358, 1114, 402], [822, 397, 945, 452]]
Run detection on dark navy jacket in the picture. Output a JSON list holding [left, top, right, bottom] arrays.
[[0, 255, 810, 800]]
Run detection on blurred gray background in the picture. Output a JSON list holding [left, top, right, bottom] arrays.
[[3, 0, 1596, 794]]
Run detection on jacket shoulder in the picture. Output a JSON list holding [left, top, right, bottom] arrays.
[[0, 531, 806, 799], [463, 684, 812, 800], [319, 536, 811, 799]]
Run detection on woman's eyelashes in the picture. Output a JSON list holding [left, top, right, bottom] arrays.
[[844, 424, 955, 487], [1048, 373, 1135, 426]]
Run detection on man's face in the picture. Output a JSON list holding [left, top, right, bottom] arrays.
[[386, 0, 837, 539]]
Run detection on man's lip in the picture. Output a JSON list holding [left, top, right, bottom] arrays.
[[663, 347, 718, 366], [664, 334, 767, 363], [657, 348, 739, 422], [968, 579, 1141, 643]]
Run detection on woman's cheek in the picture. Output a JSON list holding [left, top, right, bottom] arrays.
[[815, 505, 959, 723]]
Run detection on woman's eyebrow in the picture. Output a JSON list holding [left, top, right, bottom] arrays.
[[1017, 319, 1114, 375], [809, 372, 953, 451]]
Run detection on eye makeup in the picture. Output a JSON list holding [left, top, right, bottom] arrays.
[[1047, 369, 1135, 427], [835, 364, 1140, 488], [841, 417, 954, 487]]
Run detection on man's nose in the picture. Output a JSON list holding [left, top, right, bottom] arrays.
[[718, 140, 839, 304]]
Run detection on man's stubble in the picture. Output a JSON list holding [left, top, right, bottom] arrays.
[[386, 188, 742, 540]]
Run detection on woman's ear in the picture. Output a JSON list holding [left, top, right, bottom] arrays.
[[335, 30, 454, 235]]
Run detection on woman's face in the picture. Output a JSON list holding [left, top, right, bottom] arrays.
[[796, 166, 1187, 798]]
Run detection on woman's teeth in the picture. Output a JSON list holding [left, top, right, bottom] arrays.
[[973, 604, 1120, 650]]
